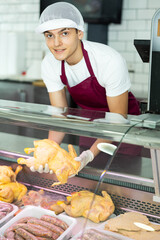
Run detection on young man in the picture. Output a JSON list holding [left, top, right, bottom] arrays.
[[32, 2, 140, 173]]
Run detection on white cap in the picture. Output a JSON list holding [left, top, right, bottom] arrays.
[[36, 2, 84, 33]]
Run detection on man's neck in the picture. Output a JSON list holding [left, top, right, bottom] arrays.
[[66, 41, 83, 65]]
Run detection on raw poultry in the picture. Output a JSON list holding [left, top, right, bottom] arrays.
[[17, 139, 81, 186], [0, 165, 27, 203], [22, 189, 65, 214], [0, 165, 22, 184], [57, 190, 115, 223]]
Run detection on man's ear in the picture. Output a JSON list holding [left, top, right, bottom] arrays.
[[78, 30, 84, 40]]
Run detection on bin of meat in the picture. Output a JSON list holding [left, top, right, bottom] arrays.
[[0, 205, 77, 240], [22, 189, 66, 214], [72, 228, 133, 240], [0, 201, 18, 227]]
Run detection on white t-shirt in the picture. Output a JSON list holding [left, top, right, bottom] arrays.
[[41, 40, 131, 97]]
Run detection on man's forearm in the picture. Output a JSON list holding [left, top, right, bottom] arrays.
[[90, 138, 112, 157], [48, 131, 65, 145]]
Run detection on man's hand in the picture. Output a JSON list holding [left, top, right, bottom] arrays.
[[29, 150, 94, 176], [30, 163, 53, 174], [74, 150, 94, 171]]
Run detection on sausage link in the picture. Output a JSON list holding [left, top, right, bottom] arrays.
[[40, 215, 68, 230], [0, 202, 13, 212], [36, 238, 54, 240], [28, 223, 59, 239], [4, 217, 36, 235], [14, 233, 25, 240], [0, 237, 7, 240], [13, 223, 53, 238], [4, 230, 15, 239], [15, 228, 38, 240], [17, 217, 35, 224], [28, 218, 63, 235]]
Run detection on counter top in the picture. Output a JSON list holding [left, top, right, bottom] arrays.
[[0, 77, 46, 87], [0, 75, 42, 83]]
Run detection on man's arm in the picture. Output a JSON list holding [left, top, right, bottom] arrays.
[[89, 91, 128, 157], [49, 88, 68, 108], [107, 91, 128, 117]]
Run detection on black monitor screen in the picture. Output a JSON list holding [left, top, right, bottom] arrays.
[[40, 0, 123, 24]]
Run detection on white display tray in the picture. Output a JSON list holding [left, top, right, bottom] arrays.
[[71, 227, 133, 240], [0, 205, 77, 240], [71, 214, 134, 240], [0, 201, 19, 227], [61, 212, 116, 237]]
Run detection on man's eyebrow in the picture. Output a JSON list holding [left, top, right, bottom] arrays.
[[44, 31, 52, 34], [58, 28, 69, 33], [44, 28, 69, 34]]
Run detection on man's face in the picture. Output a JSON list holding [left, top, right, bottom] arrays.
[[44, 28, 83, 65]]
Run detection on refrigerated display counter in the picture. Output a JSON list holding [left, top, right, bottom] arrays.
[[0, 99, 160, 227]]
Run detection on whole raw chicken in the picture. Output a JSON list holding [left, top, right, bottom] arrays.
[[0, 182, 27, 203], [17, 139, 81, 186], [0, 165, 22, 184], [0, 165, 27, 203], [57, 190, 115, 223]]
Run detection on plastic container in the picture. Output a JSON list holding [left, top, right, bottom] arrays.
[[71, 227, 133, 240], [0, 201, 19, 227], [0, 205, 77, 239]]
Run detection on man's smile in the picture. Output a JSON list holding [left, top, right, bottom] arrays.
[[54, 49, 65, 52]]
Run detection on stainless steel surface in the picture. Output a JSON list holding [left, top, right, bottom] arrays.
[[150, 148, 160, 201], [81, 167, 154, 188], [130, 113, 160, 129]]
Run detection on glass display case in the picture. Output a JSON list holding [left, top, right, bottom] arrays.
[[0, 99, 160, 227]]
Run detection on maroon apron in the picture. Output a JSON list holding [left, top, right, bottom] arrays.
[[60, 42, 141, 159]]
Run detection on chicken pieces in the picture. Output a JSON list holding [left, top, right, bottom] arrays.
[[57, 190, 115, 223], [22, 189, 65, 214], [17, 139, 81, 186], [0, 165, 27, 203]]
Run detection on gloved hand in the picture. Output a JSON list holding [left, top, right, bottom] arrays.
[[30, 163, 53, 174], [30, 164, 75, 178], [30, 150, 94, 175], [74, 150, 94, 171]]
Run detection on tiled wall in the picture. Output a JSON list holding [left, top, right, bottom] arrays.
[[0, 0, 159, 99], [109, 0, 159, 99]]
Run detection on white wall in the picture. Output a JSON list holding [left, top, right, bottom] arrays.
[[108, 0, 160, 99], [0, 0, 159, 99]]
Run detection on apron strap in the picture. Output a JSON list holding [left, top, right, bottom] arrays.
[[81, 41, 95, 77]]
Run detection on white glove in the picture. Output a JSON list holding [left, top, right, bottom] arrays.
[[30, 150, 94, 175], [74, 150, 94, 171], [30, 164, 53, 174]]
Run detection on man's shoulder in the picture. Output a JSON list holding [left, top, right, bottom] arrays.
[[42, 51, 60, 65], [83, 40, 120, 58], [43, 51, 56, 61]]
